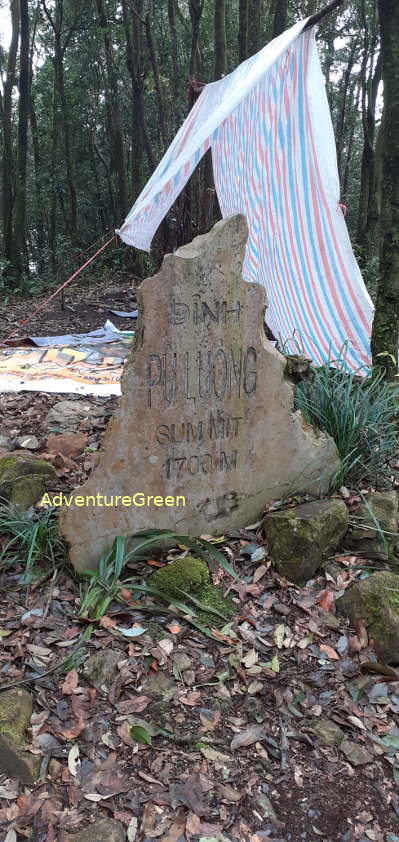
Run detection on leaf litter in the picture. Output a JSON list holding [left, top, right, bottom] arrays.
[[0, 391, 399, 840]]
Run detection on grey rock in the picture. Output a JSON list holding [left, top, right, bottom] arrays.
[[16, 435, 39, 450], [0, 688, 39, 784], [264, 498, 349, 584], [60, 215, 339, 571], [337, 570, 399, 664], [318, 609, 340, 630], [306, 717, 345, 746], [84, 649, 122, 691], [65, 817, 125, 842], [141, 670, 176, 702], [344, 491, 398, 560], [173, 652, 192, 673], [46, 400, 104, 432], [340, 739, 373, 766]]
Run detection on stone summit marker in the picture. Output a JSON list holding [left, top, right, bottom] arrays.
[[61, 215, 338, 571]]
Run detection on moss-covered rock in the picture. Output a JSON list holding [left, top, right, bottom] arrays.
[[150, 555, 210, 597], [0, 454, 57, 508], [150, 556, 235, 627], [194, 583, 236, 627], [344, 491, 398, 560], [337, 571, 399, 664], [0, 688, 40, 784], [264, 498, 349, 584]]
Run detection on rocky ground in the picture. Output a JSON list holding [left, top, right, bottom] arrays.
[[0, 283, 399, 842]]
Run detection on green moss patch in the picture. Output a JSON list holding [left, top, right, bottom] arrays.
[[149, 555, 235, 628], [150, 555, 210, 598]]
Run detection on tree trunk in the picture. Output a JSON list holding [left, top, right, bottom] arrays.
[[335, 39, 358, 179], [145, 2, 167, 148], [2, 0, 19, 267], [49, 75, 58, 279], [247, 0, 261, 56], [370, 0, 399, 375], [96, 0, 128, 222], [200, 0, 226, 234], [29, 93, 46, 276], [53, 35, 77, 239], [189, 0, 204, 76], [238, 0, 248, 61], [14, 0, 30, 286], [272, 0, 288, 38], [357, 6, 381, 248]]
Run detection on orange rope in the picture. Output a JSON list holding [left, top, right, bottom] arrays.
[[0, 233, 117, 346]]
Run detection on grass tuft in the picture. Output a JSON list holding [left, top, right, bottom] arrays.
[[294, 351, 399, 488]]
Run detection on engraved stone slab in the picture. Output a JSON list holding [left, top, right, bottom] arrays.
[[61, 215, 338, 570]]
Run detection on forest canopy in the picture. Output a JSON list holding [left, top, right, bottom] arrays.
[[0, 0, 388, 326]]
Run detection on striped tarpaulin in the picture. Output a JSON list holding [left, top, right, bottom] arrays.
[[116, 21, 374, 372]]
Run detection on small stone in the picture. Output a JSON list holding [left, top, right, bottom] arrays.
[[16, 435, 39, 450], [183, 669, 196, 686], [46, 400, 104, 432], [0, 688, 39, 784], [173, 652, 192, 673], [65, 817, 125, 842], [47, 432, 88, 459], [264, 498, 349, 584], [0, 434, 13, 449], [344, 491, 398, 560], [306, 717, 345, 746], [337, 571, 399, 664], [141, 670, 176, 702], [0, 454, 57, 508], [318, 609, 340, 630], [340, 739, 373, 766], [273, 601, 290, 616], [83, 649, 122, 692]]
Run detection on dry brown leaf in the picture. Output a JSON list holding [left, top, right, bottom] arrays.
[[319, 644, 340, 660], [118, 696, 150, 714], [61, 669, 79, 695]]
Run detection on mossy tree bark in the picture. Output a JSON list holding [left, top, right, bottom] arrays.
[[370, 0, 399, 375]]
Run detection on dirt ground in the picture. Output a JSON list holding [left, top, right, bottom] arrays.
[[0, 280, 399, 842]]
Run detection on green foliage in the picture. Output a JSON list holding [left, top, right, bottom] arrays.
[[78, 529, 238, 623], [294, 353, 399, 488], [0, 504, 66, 582]]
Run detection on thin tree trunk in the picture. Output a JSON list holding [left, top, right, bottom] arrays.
[[336, 39, 358, 179], [49, 76, 58, 279], [168, 0, 179, 104], [54, 39, 77, 239], [238, 0, 248, 61], [370, 0, 399, 375], [200, 0, 226, 234], [272, 0, 288, 38], [247, 0, 261, 55], [96, 0, 128, 222], [145, 2, 167, 147], [29, 93, 46, 275], [14, 0, 30, 286], [2, 0, 19, 266]]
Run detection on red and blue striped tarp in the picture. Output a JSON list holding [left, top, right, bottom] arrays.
[[116, 20, 374, 372]]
